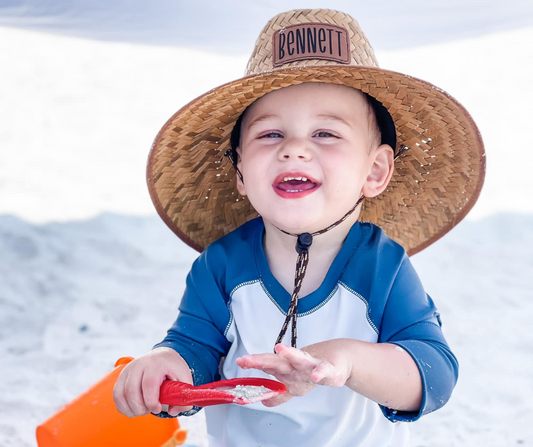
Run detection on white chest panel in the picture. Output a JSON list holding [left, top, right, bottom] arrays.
[[204, 281, 408, 447]]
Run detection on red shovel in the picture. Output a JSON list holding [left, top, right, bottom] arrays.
[[159, 378, 287, 407]]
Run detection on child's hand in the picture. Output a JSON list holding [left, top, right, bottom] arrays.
[[113, 347, 193, 417], [236, 342, 350, 407]]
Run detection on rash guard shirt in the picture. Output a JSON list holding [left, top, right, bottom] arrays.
[[154, 217, 458, 447]]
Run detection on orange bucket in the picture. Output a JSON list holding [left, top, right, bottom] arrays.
[[36, 357, 188, 447]]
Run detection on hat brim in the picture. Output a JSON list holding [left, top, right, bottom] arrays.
[[147, 65, 485, 256]]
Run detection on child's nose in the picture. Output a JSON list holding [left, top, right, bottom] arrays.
[[278, 137, 313, 161]]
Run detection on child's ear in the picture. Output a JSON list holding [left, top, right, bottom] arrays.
[[362, 144, 394, 198], [235, 146, 247, 196]]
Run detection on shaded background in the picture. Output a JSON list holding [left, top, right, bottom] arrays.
[[2, 0, 533, 51], [1, 1, 532, 446]]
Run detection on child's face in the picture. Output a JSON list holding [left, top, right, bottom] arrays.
[[236, 82, 393, 233]]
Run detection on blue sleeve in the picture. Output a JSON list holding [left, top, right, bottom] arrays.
[[153, 243, 232, 399], [378, 255, 459, 423]]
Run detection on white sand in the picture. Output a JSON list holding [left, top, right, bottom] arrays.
[[225, 385, 271, 399], [2, 211, 532, 446], [1, 21, 532, 447]]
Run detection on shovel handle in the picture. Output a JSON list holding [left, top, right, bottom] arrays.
[[159, 381, 194, 406]]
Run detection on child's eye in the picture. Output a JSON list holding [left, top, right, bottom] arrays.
[[314, 131, 338, 138], [259, 132, 283, 139]]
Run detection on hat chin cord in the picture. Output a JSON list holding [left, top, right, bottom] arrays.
[[272, 193, 365, 350]]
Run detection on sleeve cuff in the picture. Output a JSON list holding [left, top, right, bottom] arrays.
[[152, 405, 202, 418]]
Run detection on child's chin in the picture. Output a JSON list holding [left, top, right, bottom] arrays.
[[266, 213, 322, 233]]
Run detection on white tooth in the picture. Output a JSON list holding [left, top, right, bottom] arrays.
[[294, 177, 302, 181], [302, 177, 307, 182], [284, 177, 289, 182]]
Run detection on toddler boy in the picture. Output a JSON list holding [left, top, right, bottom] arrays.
[[114, 8, 485, 447]]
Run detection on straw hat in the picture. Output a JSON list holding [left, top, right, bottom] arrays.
[[147, 9, 486, 256]]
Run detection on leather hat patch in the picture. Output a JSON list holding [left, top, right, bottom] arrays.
[[273, 23, 351, 66]]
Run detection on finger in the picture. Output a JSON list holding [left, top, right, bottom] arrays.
[[113, 371, 136, 418], [124, 369, 150, 416], [237, 353, 279, 368], [237, 354, 293, 375], [311, 361, 345, 387], [168, 404, 193, 416], [142, 372, 164, 414], [261, 392, 294, 407], [275, 344, 318, 371], [164, 366, 179, 382]]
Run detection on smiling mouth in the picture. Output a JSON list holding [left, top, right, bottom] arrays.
[[275, 176, 318, 192], [272, 174, 321, 198]]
